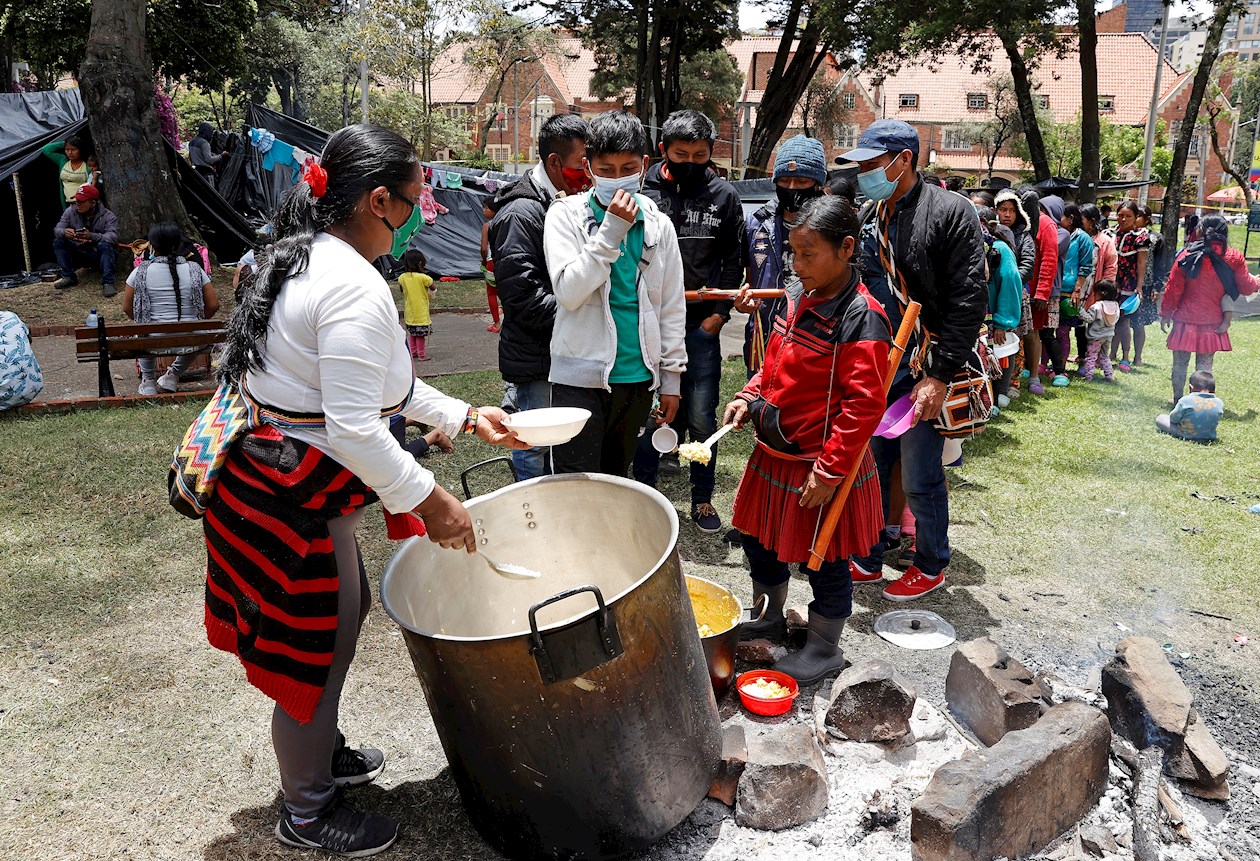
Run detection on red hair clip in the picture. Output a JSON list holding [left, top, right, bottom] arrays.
[[302, 162, 328, 198]]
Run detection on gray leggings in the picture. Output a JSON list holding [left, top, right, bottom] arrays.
[[272, 508, 370, 818], [138, 353, 197, 382], [1171, 351, 1215, 401]]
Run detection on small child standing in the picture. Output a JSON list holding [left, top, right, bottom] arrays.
[[399, 249, 435, 361], [1157, 371, 1223, 441], [1077, 278, 1120, 381]]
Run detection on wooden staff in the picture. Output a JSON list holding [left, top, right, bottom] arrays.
[[683, 288, 785, 301], [807, 301, 921, 572]]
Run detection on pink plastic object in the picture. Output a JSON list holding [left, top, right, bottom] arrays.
[[875, 393, 916, 439]]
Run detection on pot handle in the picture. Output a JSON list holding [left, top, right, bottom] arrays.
[[528, 585, 624, 684], [745, 592, 769, 624], [460, 456, 520, 500]]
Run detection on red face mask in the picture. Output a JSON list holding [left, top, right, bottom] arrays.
[[560, 166, 591, 194]]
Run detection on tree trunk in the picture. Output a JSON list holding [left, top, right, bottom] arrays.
[[998, 29, 1050, 182], [275, 68, 294, 117], [658, 8, 685, 145], [634, 0, 650, 121], [1077, 0, 1100, 203], [646, 0, 665, 142], [1207, 103, 1250, 204], [292, 66, 306, 121], [746, 15, 826, 174], [79, 0, 200, 246], [478, 68, 513, 156], [1161, 0, 1236, 271]]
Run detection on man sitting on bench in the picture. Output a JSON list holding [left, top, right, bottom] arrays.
[[53, 184, 119, 297]]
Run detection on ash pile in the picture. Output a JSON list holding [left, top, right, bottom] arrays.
[[646, 633, 1251, 861]]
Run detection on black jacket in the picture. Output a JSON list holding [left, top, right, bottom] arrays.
[[641, 162, 744, 330], [880, 180, 987, 382], [488, 172, 557, 383]]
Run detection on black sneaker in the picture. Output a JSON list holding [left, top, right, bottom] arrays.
[[691, 502, 721, 534], [659, 452, 681, 476], [333, 738, 385, 787], [53, 276, 78, 290], [276, 798, 398, 857]]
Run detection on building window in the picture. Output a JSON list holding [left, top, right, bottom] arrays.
[[1035, 94, 1050, 109], [1098, 95, 1115, 112], [966, 92, 988, 110], [530, 95, 555, 140], [835, 124, 858, 149], [843, 91, 856, 110], [943, 127, 972, 151], [899, 93, 919, 109], [1189, 134, 1202, 158], [487, 144, 512, 162], [443, 105, 468, 121]]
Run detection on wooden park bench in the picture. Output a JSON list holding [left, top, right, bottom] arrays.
[[74, 319, 227, 397]]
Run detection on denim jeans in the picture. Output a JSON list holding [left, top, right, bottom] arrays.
[[53, 235, 117, 284], [852, 417, 950, 576], [632, 326, 722, 502], [511, 379, 553, 480], [138, 353, 197, 382]]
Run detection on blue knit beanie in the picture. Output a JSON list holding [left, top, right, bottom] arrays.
[[773, 135, 827, 185]]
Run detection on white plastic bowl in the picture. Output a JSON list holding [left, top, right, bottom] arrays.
[[991, 337, 1019, 359], [504, 407, 592, 447]]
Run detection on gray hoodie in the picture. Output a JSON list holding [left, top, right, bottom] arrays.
[[995, 188, 1035, 284]]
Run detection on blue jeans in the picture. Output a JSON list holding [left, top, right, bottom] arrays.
[[632, 326, 722, 503], [53, 235, 117, 284], [511, 379, 553, 479], [852, 418, 950, 576]]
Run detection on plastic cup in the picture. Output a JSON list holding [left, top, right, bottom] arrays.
[[651, 426, 678, 454]]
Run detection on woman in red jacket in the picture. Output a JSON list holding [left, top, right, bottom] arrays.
[[725, 195, 891, 686], [1160, 214, 1259, 402]]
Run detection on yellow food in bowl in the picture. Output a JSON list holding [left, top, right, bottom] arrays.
[[689, 581, 740, 638], [740, 677, 793, 699], [678, 442, 711, 465]]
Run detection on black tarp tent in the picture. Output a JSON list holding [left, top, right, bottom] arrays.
[[0, 89, 256, 276], [242, 104, 521, 279]]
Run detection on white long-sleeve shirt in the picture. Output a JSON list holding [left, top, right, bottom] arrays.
[[247, 232, 469, 513]]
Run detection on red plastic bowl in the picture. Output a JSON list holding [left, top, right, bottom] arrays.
[[736, 669, 800, 716]]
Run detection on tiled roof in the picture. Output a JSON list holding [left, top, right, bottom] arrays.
[[429, 42, 484, 104], [928, 152, 1029, 173], [860, 33, 1180, 127]]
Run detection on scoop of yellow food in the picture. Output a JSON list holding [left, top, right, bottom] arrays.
[[678, 442, 711, 465], [740, 677, 793, 699], [698, 623, 715, 637]]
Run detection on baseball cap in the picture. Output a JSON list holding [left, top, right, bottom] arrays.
[[72, 184, 100, 202], [836, 119, 920, 164]]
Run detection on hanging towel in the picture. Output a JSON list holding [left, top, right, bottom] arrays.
[[445, 171, 463, 189]]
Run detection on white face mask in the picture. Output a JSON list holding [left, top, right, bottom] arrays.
[[591, 171, 643, 207]]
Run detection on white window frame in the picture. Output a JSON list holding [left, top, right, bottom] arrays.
[[842, 91, 856, 110], [943, 127, 972, 151], [1098, 95, 1116, 112], [966, 92, 987, 110], [899, 93, 919, 109], [834, 123, 858, 149], [487, 144, 511, 162]]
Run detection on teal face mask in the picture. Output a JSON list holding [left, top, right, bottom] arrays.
[[383, 195, 423, 258]]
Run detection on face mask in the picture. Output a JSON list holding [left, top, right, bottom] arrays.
[[776, 185, 821, 214], [857, 157, 905, 202], [667, 160, 707, 187], [590, 171, 643, 207], [560, 166, 591, 194], [383, 200, 423, 258]]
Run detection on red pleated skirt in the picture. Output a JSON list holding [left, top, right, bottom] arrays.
[[1166, 322, 1230, 354], [731, 444, 883, 564]]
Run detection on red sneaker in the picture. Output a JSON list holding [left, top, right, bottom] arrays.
[[881, 566, 945, 602], [849, 560, 884, 583]]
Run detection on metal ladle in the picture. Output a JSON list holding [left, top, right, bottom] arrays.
[[480, 550, 542, 580]]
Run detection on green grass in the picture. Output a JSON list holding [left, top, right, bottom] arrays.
[[2, 321, 1258, 641]]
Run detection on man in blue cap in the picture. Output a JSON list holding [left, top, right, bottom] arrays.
[[838, 119, 987, 603]]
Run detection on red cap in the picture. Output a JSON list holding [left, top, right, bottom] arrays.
[[72, 184, 100, 202]]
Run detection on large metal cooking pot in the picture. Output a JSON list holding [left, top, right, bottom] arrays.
[[381, 473, 721, 861], [687, 575, 768, 699]]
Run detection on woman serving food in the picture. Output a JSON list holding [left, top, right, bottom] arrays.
[[724, 195, 891, 686], [204, 123, 524, 858]]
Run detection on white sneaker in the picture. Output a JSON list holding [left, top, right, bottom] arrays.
[[138, 380, 159, 396], [997, 394, 1011, 408], [156, 370, 179, 393], [1006, 388, 1020, 400]]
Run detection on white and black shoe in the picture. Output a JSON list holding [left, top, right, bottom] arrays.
[[333, 735, 385, 787], [276, 796, 398, 858]]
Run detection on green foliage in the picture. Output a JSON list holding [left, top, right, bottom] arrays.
[[368, 89, 472, 151], [675, 49, 743, 125], [1013, 114, 1171, 183], [0, 0, 90, 88], [453, 150, 505, 171], [974, 73, 1022, 179]]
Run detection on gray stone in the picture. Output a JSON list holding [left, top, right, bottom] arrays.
[[1101, 637, 1192, 760], [735, 726, 828, 831], [1168, 710, 1231, 800], [736, 638, 786, 665], [826, 659, 917, 743], [707, 724, 748, 807], [911, 702, 1112, 861], [1080, 825, 1119, 856], [945, 638, 1049, 747]]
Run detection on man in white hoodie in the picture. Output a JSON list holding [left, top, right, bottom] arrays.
[[544, 110, 688, 475]]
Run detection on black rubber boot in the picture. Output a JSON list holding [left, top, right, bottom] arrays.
[[739, 580, 788, 641], [773, 612, 847, 686]]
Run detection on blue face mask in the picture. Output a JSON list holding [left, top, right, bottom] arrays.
[[857, 156, 906, 202], [590, 171, 643, 207]]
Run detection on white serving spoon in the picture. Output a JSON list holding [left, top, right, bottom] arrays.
[[678, 423, 736, 464], [480, 550, 542, 580]]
